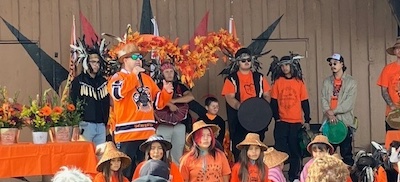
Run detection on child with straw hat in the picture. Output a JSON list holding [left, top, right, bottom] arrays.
[[94, 142, 132, 182], [263, 147, 288, 182], [231, 133, 269, 182]]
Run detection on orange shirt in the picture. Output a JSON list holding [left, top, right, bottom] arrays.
[[230, 162, 270, 182], [271, 77, 308, 123], [132, 161, 184, 182], [221, 71, 271, 102], [108, 69, 172, 142], [330, 78, 342, 110], [180, 150, 231, 182], [93, 173, 130, 182], [377, 61, 400, 115], [376, 166, 387, 182]]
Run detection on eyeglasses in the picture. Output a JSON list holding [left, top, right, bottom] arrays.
[[240, 59, 251, 63], [131, 54, 143, 60]]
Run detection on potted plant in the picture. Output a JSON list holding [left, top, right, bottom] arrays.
[[0, 86, 23, 145], [20, 89, 60, 144]]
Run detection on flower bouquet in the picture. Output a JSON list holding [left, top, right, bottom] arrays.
[[0, 86, 23, 144]]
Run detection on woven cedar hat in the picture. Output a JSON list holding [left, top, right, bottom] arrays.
[[386, 110, 400, 129], [96, 142, 131, 172], [263, 147, 289, 168], [236, 133, 268, 151], [186, 120, 220, 146], [386, 39, 400, 55], [139, 134, 172, 152], [306, 135, 334, 154]]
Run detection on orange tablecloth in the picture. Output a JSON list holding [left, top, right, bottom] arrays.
[[0, 142, 98, 178]]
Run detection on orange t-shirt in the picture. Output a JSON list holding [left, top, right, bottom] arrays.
[[377, 61, 400, 115], [180, 150, 231, 182], [230, 162, 270, 182], [108, 70, 172, 142], [375, 166, 387, 182], [271, 77, 308, 123], [221, 71, 271, 102], [132, 161, 184, 182], [93, 173, 130, 182], [330, 78, 342, 110]]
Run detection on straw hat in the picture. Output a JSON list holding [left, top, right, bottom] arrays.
[[96, 142, 132, 172], [307, 135, 334, 154], [263, 147, 289, 168], [139, 135, 172, 152], [236, 133, 268, 151], [386, 110, 400, 129], [386, 39, 400, 55], [186, 120, 220, 146]]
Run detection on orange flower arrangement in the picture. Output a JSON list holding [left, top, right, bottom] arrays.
[[0, 86, 24, 129], [59, 98, 84, 127], [20, 89, 63, 131]]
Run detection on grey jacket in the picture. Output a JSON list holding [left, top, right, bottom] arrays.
[[321, 73, 357, 128]]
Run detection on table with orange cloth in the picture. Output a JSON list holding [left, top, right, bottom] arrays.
[[0, 141, 98, 178]]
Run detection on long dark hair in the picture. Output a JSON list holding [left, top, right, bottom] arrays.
[[101, 159, 124, 182], [144, 141, 171, 163], [238, 146, 266, 182]]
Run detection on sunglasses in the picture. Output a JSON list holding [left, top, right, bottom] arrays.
[[131, 54, 143, 60], [328, 62, 340, 66], [240, 59, 251, 63]]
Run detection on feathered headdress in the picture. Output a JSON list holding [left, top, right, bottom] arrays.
[[267, 51, 304, 83], [218, 47, 270, 76], [70, 35, 109, 74]]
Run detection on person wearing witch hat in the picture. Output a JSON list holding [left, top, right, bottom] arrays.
[[321, 53, 357, 167], [70, 36, 110, 147], [378, 39, 400, 131], [94, 142, 132, 182], [269, 52, 310, 182], [221, 47, 271, 162], [105, 25, 173, 181]]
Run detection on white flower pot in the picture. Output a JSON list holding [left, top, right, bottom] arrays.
[[32, 132, 48, 144]]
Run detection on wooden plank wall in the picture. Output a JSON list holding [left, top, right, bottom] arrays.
[[0, 0, 397, 149]]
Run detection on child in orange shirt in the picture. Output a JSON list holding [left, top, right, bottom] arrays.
[[230, 133, 270, 182], [93, 142, 131, 182], [132, 135, 183, 182], [180, 121, 231, 182]]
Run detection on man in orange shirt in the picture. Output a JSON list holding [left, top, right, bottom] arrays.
[[221, 48, 271, 162], [106, 29, 173, 180], [377, 39, 400, 131], [269, 53, 310, 182]]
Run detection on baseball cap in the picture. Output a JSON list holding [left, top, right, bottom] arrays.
[[326, 53, 344, 62]]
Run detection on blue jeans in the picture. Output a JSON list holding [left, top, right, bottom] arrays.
[[79, 121, 106, 146]]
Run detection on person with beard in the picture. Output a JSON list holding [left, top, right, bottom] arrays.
[[269, 53, 310, 182], [221, 48, 271, 162], [70, 38, 110, 147], [378, 39, 400, 131], [321, 53, 357, 166]]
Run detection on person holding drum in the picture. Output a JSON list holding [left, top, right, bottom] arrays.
[[321, 53, 357, 166], [269, 52, 310, 182], [221, 47, 272, 162]]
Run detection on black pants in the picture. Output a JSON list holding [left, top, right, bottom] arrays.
[[332, 127, 354, 166], [231, 123, 267, 162], [117, 140, 145, 181], [274, 121, 302, 180]]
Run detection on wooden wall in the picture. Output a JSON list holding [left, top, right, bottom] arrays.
[[0, 0, 397, 149]]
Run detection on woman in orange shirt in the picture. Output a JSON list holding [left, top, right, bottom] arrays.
[[180, 121, 231, 182], [93, 142, 131, 182], [230, 133, 269, 182], [132, 134, 183, 182]]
